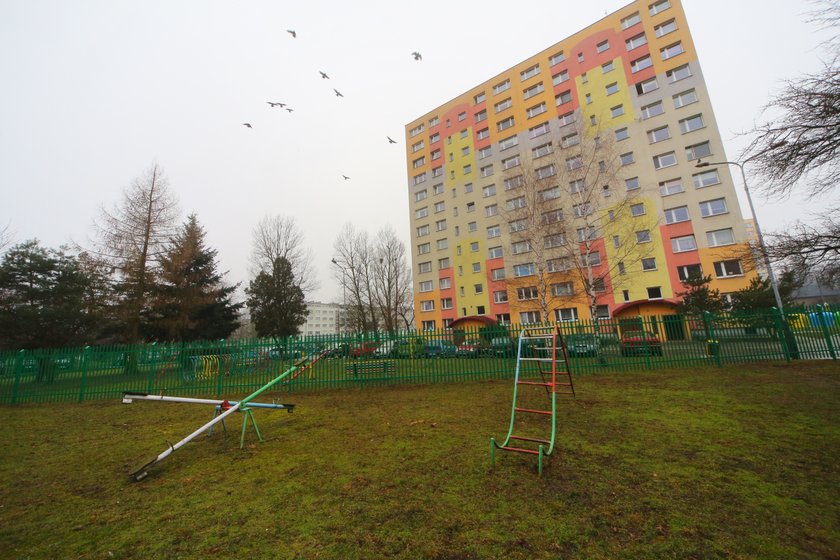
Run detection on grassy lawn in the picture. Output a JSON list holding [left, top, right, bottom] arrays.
[[0, 361, 838, 559]]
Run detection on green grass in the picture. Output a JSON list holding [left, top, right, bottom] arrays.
[[1, 361, 838, 559]]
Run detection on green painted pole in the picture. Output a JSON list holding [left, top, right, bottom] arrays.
[[11, 350, 24, 405], [816, 305, 837, 360], [78, 346, 90, 403]]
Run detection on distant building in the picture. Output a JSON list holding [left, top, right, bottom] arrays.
[[301, 302, 342, 336], [791, 283, 840, 306]]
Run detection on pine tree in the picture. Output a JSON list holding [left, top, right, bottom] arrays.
[[146, 214, 241, 341], [676, 275, 725, 315], [246, 257, 308, 339]]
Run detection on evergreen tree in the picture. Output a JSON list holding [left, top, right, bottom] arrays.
[[729, 271, 800, 311], [246, 257, 308, 339], [146, 214, 241, 341], [0, 240, 109, 349], [676, 275, 726, 315]]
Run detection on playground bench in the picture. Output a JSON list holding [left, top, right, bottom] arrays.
[[345, 360, 395, 377]]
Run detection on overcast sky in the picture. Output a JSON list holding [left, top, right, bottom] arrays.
[[1, 0, 835, 303]]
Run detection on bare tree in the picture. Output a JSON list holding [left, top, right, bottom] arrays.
[[249, 215, 318, 296], [370, 226, 413, 333], [332, 223, 377, 333], [90, 163, 179, 342], [0, 223, 13, 255], [502, 118, 655, 322], [766, 214, 840, 288], [741, 1, 840, 198]]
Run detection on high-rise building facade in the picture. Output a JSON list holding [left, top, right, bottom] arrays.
[[405, 0, 756, 329]]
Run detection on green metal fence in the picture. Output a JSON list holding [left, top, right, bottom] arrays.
[[1, 305, 837, 405]]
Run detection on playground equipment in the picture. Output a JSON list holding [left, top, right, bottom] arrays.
[[490, 325, 575, 475], [127, 350, 326, 481]]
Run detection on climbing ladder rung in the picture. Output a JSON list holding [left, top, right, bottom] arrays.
[[515, 407, 552, 416], [499, 446, 540, 455], [517, 381, 552, 387], [510, 435, 551, 444]]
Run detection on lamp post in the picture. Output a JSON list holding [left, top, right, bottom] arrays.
[[331, 258, 348, 333], [695, 159, 784, 312]]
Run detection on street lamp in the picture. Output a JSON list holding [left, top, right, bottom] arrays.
[[331, 258, 348, 333], [695, 159, 784, 311]]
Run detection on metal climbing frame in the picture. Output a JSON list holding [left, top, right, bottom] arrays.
[[490, 325, 575, 475]]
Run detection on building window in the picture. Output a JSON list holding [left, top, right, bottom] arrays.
[[647, 286, 663, 299], [649, 0, 671, 16], [621, 11, 641, 29], [417, 225, 430, 237], [416, 206, 429, 219], [483, 184, 496, 197], [419, 280, 433, 292], [580, 251, 601, 266], [545, 233, 566, 248], [436, 237, 448, 250], [491, 267, 505, 280], [673, 89, 699, 108], [472, 262, 481, 273], [707, 228, 735, 247], [620, 152, 635, 166], [555, 308, 579, 322], [415, 189, 427, 202], [630, 55, 653, 73], [468, 221, 477, 232], [520, 311, 541, 324], [441, 298, 453, 310], [664, 205, 690, 224], [547, 258, 570, 273], [493, 79, 511, 95], [647, 125, 671, 143], [666, 63, 692, 83], [494, 97, 513, 113], [418, 242, 431, 255], [523, 82, 545, 99], [693, 169, 720, 188], [686, 141, 712, 161], [714, 259, 743, 278], [511, 240, 532, 255], [421, 320, 435, 330], [700, 197, 728, 217], [418, 261, 432, 274], [474, 283, 484, 294], [502, 154, 522, 170], [618, 261, 626, 275], [466, 201, 476, 213], [636, 77, 659, 95], [520, 63, 540, 81], [549, 50, 566, 65], [504, 175, 524, 190], [679, 114, 705, 134], [553, 90, 572, 108], [636, 230, 652, 243], [433, 183, 445, 195], [540, 186, 561, 201], [506, 196, 526, 211], [535, 164, 556, 179], [671, 235, 697, 253], [499, 135, 519, 150], [566, 156, 583, 171], [611, 105, 625, 118], [552, 282, 575, 297], [477, 128, 490, 140], [517, 286, 538, 300], [487, 225, 501, 238], [577, 227, 597, 241], [513, 263, 535, 277], [653, 151, 678, 169], [497, 117, 515, 131], [553, 69, 570, 86], [661, 41, 684, 60], [626, 33, 648, 51], [602, 60, 615, 74], [558, 111, 576, 127], [655, 18, 678, 37], [677, 264, 703, 281], [410, 124, 425, 137], [494, 291, 508, 303], [532, 143, 553, 158], [509, 219, 527, 233], [615, 127, 630, 141], [485, 204, 499, 217], [413, 172, 427, 185], [434, 201, 445, 212], [630, 203, 646, 216], [641, 101, 665, 119], [642, 258, 657, 271], [463, 164, 472, 175], [659, 177, 684, 196], [461, 146, 470, 157], [480, 164, 494, 178], [605, 82, 619, 96], [625, 177, 640, 191], [430, 133, 440, 144], [438, 257, 450, 269], [527, 102, 547, 118]]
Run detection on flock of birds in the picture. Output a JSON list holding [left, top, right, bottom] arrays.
[[240, 29, 423, 181]]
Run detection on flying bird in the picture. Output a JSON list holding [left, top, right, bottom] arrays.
[[319, 71, 330, 79], [412, 51, 422, 61], [287, 29, 296, 38], [387, 136, 397, 144], [333, 89, 344, 97], [243, 123, 252, 128], [285, 107, 294, 112], [342, 175, 350, 180], [267, 101, 286, 107]]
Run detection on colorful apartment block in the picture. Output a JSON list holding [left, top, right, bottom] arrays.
[[405, 0, 756, 329]]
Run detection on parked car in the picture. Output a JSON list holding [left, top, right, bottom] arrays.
[[620, 331, 663, 356], [565, 334, 598, 357], [420, 340, 457, 358], [323, 342, 351, 358], [375, 339, 420, 358], [488, 337, 515, 357], [349, 342, 377, 358], [455, 339, 483, 358]]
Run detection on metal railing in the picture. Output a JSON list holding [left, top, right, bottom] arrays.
[[1, 305, 837, 405]]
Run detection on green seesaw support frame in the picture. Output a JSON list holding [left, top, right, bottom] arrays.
[[127, 350, 326, 481]]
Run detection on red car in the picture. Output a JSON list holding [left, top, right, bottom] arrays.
[[349, 342, 377, 358], [620, 331, 663, 356]]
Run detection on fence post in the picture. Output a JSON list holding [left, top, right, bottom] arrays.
[[816, 304, 837, 360], [772, 308, 792, 362], [11, 349, 24, 404], [146, 342, 158, 393], [78, 346, 90, 403], [703, 312, 722, 367]]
